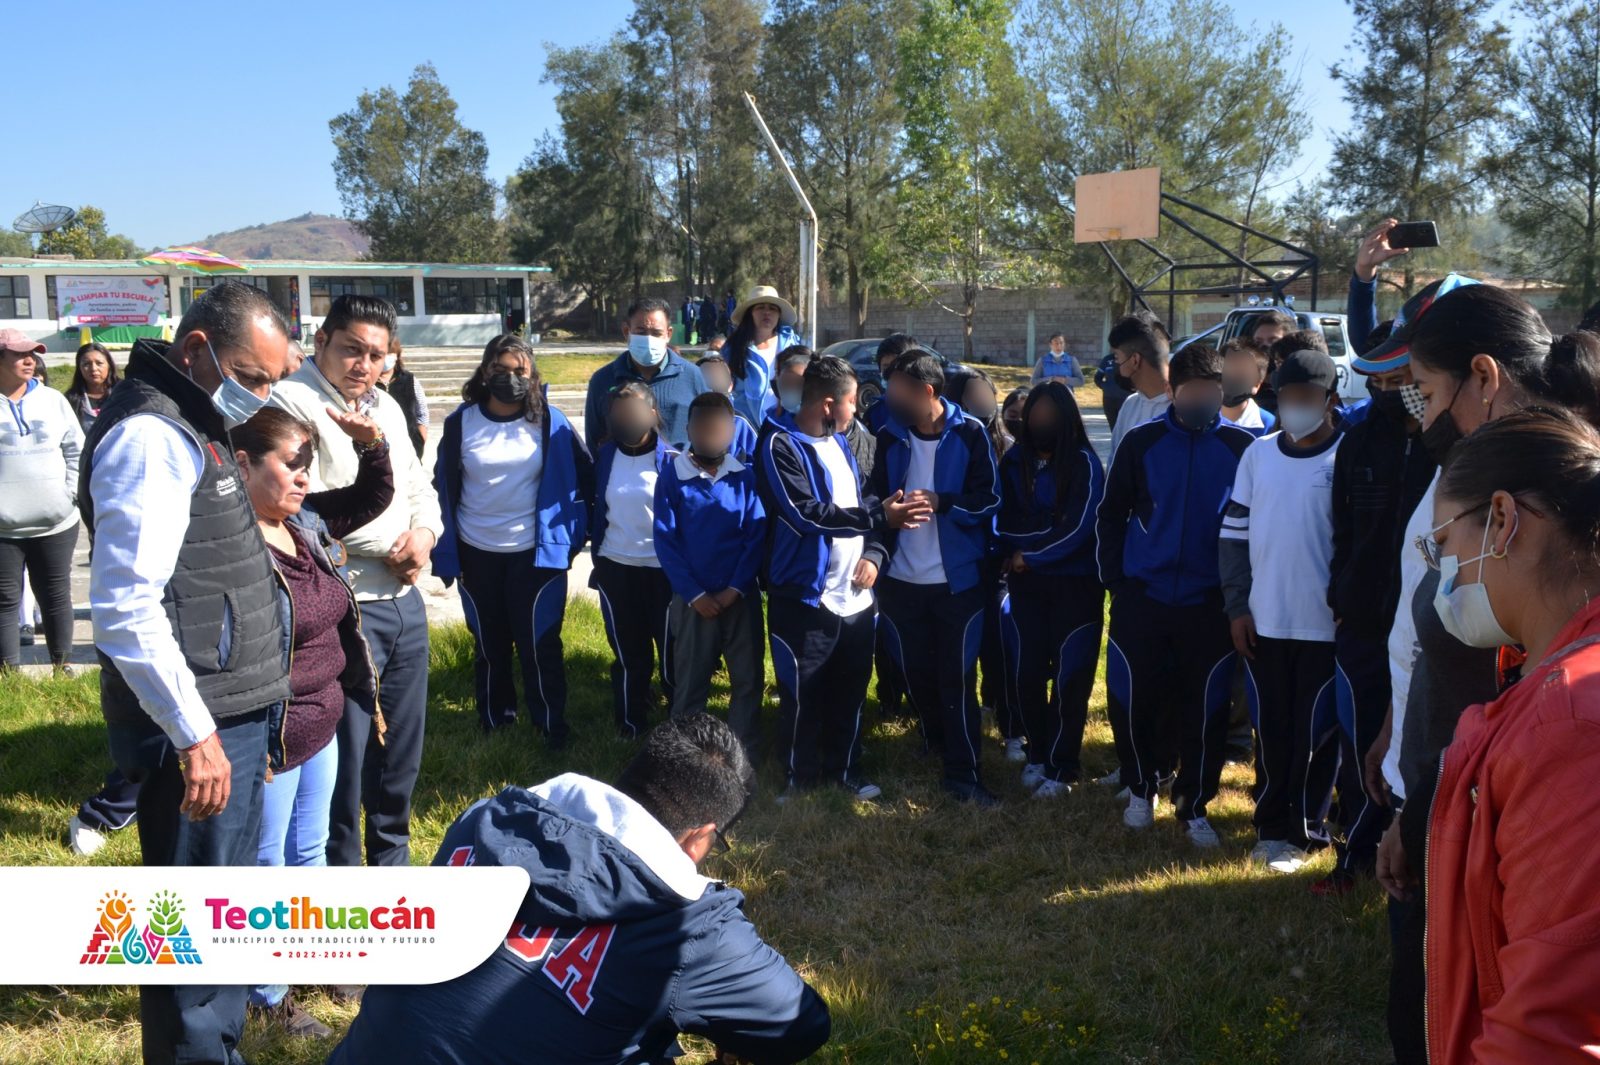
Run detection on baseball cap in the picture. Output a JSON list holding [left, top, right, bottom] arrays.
[[0, 328, 45, 355], [1273, 349, 1338, 392], [1352, 273, 1480, 374]]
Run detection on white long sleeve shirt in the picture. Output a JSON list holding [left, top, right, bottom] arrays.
[[88, 413, 216, 749], [1382, 472, 1439, 802]]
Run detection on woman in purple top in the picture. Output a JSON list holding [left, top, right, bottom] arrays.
[[231, 404, 392, 1037]]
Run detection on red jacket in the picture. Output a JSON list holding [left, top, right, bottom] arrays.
[[1427, 596, 1600, 1064]]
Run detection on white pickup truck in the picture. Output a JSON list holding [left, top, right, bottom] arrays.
[[1175, 306, 1363, 404]]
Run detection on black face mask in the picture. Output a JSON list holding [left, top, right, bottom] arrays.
[[1221, 375, 1255, 408], [1003, 415, 1023, 438], [1174, 396, 1222, 431], [1113, 355, 1137, 390], [1421, 380, 1466, 462], [489, 372, 530, 405], [1367, 381, 1408, 422]]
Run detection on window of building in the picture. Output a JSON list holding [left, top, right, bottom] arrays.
[[0, 277, 30, 318], [309, 276, 415, 317], [423, 277, 502, 315]]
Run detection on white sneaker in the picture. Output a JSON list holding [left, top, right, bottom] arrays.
[[1004, 738, 1027, 763], [1020, 763, 1047, 789], [1183, 817, 1220, 848], [1123, 795, 1156, 829], [1267, 844, 1310, 874], [1032, 778, 1072, 800], [1094, 769, 1122, 787], [1250, 839, 1285, 865], [68, 815, 108, 857]]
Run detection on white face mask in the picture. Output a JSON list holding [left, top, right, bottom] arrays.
[[195, 339, 267, 431], [382, 353, 397, 373], [1433, 508, 1517, 648], [628, 333, 669, 368], [1277, 402, 1326, 442]]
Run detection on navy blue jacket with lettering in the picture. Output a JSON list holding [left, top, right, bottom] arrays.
[[867, 398, 1001, 594], [326, 775, 830, 1065], [1095, 407, 1254, 607]]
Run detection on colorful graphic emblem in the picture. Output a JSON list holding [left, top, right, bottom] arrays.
[[80, 890, 203, 966]]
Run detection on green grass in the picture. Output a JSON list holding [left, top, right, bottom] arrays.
[[532, 355, 614, 387], [0, 597, 1391, 1064]]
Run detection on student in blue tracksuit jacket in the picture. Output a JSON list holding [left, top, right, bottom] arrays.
[[655, 393, 767, 751], [996, 381, 1106, 797], [590, 382, 677, 737], [756, 355, 931, 798], [869, 349, 1002, 806], [724, 286, 802, 426], [861, 332, 919, 435], [1095, 343, 1254, 846], [693, 354, 759, 461], [326, 714, 831, 1065], [432, 337, 593, 746]]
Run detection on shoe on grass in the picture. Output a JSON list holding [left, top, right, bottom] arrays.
[[1267, 844, 1310, 874], [1020, 763, 1046, 789], [67, 814, 107, 857], [18, 624, 33, 647], [1004, 737, 1027, 763], [1250, 839, 1285, 865], [1123, 795, 1156, 829], [251, 990, 331, 1039], [1032, 778, 1071, 800], [944, 780, 1002, 808], [838, 776, 882, 801], [1183, 816, 1220, 848]]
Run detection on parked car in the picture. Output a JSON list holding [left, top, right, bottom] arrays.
[[819, 339, 958, 409], [1176, 307, 1362, 404]]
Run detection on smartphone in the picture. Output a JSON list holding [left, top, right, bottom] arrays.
[[1387, 221, 1439, 249]]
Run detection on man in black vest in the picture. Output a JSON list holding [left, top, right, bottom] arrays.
[[82, 280, 294, 1065]]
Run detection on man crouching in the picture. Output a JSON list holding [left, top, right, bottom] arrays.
[[327, 713, 829, 1064]]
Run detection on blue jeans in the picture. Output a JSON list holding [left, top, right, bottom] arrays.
[[105, 707, 269, 1065], [251, 737, 337, 1008]]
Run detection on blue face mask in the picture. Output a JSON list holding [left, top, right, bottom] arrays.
[[777, 383, 804, 412], [628, 333, 669, 368], [198, 339, 268, 430]]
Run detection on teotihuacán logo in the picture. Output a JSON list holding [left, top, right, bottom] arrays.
[[81, 889, 203, 966]]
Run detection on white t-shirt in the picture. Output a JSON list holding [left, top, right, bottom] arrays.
[[798, 431, 874, 617], [1221, 431, 1340, 642], [1382, 472, 1438, 801], [889, 430, 946, 585], [600, 447, 661, 567], [1228, 398, 1268, 432], [1110, 391, 1172, 456], [457, 404, 543, 553]]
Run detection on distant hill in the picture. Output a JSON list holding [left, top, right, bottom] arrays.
[[184, 213, 370, 261]]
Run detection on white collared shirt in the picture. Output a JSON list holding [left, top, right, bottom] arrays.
[[671, 449, 745, 484]]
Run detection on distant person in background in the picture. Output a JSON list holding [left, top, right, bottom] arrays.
[[724, 286, 803, 426], [0, 330, 82, 675], [432, 335, 592, 747], [376, 337, 428, 458], [584, 298, 706, 454], [1106, 311, 1172, 456], [1031, 332, 1085, 387], [591, 382, 677, 737], [695, 354, 758, 461], [699, 299, 720, 345], [704, 331, 726, 356], [65, 342, 119, 434], [1219, 337, 1276, 436], [723, 288, 736, 334]]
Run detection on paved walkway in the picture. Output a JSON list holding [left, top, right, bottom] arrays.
[[13, 354, 1113, 676]]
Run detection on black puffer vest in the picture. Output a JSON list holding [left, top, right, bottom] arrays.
[[80, 340, 290, 726]]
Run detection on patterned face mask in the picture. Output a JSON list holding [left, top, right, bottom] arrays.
[[1399, 382, 1427, 420]]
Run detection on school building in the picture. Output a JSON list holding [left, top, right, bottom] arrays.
[[0, 257, 550, 352]]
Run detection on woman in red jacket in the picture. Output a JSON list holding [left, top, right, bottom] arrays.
[[1420, 405, 1600, 1064]]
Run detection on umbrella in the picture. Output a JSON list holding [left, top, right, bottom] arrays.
[[139, 245, 248, 274]]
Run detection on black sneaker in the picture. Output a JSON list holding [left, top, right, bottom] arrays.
[[18, 625, 34, 647], [943, 780, 1001, 807], [252, 990, 332, 1039], [323, 984, 365, 1005]]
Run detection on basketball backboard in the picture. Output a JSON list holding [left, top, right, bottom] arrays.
[[1074, 168, 1160, 243]]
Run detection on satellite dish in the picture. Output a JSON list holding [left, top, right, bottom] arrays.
[[12, 202, 77, 234]]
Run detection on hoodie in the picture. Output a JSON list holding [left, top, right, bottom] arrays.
[[0, 378, 82, 538], [327, 775, 830, 1065]]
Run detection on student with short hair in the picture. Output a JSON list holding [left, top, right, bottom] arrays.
[[695, 353, 758, 460], [1251, 308, 1298, 352], [864, 332, 919, 433], [1220, 337, 1277, 436], [997, 381, 1105, 797], [584, 298, 707, 453], [591, 382, 677, 737], [1106, 311, 1172, 455], [1031, 332, 1085, 387], [1096, 343, 1254, 846], [1221, 349, 1345, 873], [655, 392, 767, 752], [756, 355, 931, 799], [871, 348, 1003, 806]]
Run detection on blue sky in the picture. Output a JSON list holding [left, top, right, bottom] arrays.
[[0, 0, 1486, 250]]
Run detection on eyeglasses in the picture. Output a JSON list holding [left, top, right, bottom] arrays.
[[1415, 500, 1490, 571]]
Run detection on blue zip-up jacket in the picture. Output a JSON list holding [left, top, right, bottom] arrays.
[[1095, 406, 1254, 606], [432, 399, 594, 580], [995, 442, 1105, 577], [1348, 272, 1379, 356], [326, 775, 830, 1065], [754, 410, 888, 606], [863, 396, 890, 434], [589, 434, 677, 568], [583, 350, 707, 455], [867, 398, 1000, 594], [653, 452, 766, 601], [729, 324, 801, 427]]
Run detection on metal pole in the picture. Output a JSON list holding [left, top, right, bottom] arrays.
[[744, 92, 818, 349]]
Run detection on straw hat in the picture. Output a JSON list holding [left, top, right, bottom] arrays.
[[731, 285, 797, 328]]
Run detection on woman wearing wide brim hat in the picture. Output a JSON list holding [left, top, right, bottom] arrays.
[[724, 285, 802, 425]]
